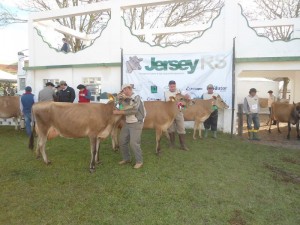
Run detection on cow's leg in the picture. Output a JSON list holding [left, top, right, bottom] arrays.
[[95, 138, 102, 164], [111, 126, 119, 151], [287, 122, 291, 140], [89, 137, 97, 173], [13, 117, 18, 130], [37, 135, 50, 164], [277, 123, 281, 134], [193, 120, 200, 139], [268, 119, 272, 133], [296, 122, 300, 140], [155, 129, 163, 155]]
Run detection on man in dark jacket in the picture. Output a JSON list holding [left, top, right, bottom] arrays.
[[21, 86, 35, 136], [57, 81, 75, 103]]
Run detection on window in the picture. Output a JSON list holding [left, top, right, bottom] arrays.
[[83, 77, 101, 101], [19, 78, 26, 90], [43, 79, 59, 87]]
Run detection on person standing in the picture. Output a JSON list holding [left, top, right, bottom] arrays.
[[21, 86, 35, 136], [200, 84, 220, 138], [57, 81, 76, 103], [38, 82, 57, 102], [77, 84, 92, 103], [164, 80, 189, 150], [267, 90, 277, 125], [244, 88, 260, 141], [113, 84, 146, 169], [61, 38, 70, 53]]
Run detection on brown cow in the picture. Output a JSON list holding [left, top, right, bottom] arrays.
[[29, 94, 123, 172], [0, 96, 21, 130], [116, 94, 192, 154], [268, 102, 300, 139], [183, 96, 229, 139]]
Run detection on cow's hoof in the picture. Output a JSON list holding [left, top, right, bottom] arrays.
[[46, 161, 51, 165], [89, 168, 96, 173], [96, 160, 102, 165]]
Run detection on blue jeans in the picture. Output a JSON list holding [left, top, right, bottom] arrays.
[[246, 113, 260, 130], [24, 112, 32, 136]]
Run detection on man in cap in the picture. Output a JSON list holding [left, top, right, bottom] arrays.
[[77, 84, 92, 103], [267, 90, 277, 125], [21, 86, 35, 136], [164, 80, 189, 150], [200, 84, 220, 138], [38, 82, 57, 102], [57, 80, 75, 103], [243, 88, 260, 140], [113, 83, 146, 169]]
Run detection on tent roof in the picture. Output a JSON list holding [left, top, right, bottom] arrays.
[[0, 70, 17, 81]]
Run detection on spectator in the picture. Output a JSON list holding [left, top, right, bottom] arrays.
[[21, 86, 35, 136], [243, 88, 260, 141], [200, 84, 220, 138], [57, 81, 75, 103], [38, 82, 57, 102], [164, 80, 189, 150], [77, 84, 92, 103], [113, 84, 146, 169], [268, 90, 277, 125], [61, 38, 70, 53]]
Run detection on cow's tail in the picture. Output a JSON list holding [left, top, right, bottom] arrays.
[[28, 121, 35, 150]]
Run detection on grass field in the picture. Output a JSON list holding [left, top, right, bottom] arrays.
[[0, 126, 299, 225]]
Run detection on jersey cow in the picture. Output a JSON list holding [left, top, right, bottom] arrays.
[[29, 94, 122, 172], [0, 96, 21, 130], [268, 102, 300, 139], [183, 96, 229, 139]]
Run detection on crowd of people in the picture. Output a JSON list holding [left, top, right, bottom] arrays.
[[19, 79, 273, 169]]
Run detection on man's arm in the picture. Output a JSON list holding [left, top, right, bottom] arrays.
[[70, 88, 76, 102]]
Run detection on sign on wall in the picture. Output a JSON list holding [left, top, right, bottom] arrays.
[[123, 51, 233, 107]]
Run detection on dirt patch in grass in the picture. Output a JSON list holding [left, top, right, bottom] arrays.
[[228, 210, 246, 225], [264, 163, 300, 184], [281, 157, 300, 165], [240, 114, 300, 150]]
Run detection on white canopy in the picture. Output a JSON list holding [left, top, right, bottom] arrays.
[[0, 70, 17, 81]]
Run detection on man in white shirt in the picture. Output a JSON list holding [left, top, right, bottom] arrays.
[[164, 80, 189, 151]]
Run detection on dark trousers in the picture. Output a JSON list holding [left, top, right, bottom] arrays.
[[204, 110, 218, 131]]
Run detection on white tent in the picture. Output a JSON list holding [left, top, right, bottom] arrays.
[[0, 70, 17, 81]]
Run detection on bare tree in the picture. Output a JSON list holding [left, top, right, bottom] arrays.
[[0, 3, 27, 26], [241, 0, 300, 41], [0, 0, 110, 52], [123, 0, 224, 47]]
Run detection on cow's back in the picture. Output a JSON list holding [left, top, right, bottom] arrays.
[[272, 102, 293, 122], [33, 102, 116, 138], [183, 99, 212, 121], [143, 101, 177, 129], [0, 96, 21, 118]]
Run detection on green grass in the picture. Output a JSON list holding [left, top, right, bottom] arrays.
[[0, 126, 299, 225]]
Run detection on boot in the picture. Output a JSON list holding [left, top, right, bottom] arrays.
[[169, 132, 176, 148], [253, 130, 261, 141], [212, 131, 217, 139], [178, 134, 189, 151], [248, 130, 253, 140], [204, 129, 208, 138]]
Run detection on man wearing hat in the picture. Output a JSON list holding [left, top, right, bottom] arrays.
[[164, 80, 189, 150], [21, 86, 35, 136], [243, 88, 260, 140], [77, 84, 91, 103], [57, 80, 75, 103], [113, 83, 146, 169], [267, 90, 277, 125], [200, 84, 220, 138], [38, 82, 57, 102]]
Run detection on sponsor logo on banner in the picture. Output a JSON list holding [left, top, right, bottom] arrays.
[[126, 56, 143, 73], [213, 86, 227, 92], [186, 87, 202, 91]]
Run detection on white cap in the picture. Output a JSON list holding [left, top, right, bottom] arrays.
[[121, 83, 132, 90]]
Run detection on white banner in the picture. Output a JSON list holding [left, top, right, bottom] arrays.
[[123, 51, 233, 108]]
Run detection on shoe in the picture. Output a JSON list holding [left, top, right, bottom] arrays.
[[133, 163, 143, 169], [118, 160, 131, 165]]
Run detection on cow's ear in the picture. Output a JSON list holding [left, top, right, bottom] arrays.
[[107, 93, 115, 102], [169, 96, 176, 102]]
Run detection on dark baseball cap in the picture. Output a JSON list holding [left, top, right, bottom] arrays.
[[249, 88, 257, 93], [169, 80, 176, 85], [45, 82, 54, 87]]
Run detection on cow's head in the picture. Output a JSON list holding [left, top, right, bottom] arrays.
[[212, 95, 229, 109], [292, 102, 300, 119], [174, 93, 194, 109]]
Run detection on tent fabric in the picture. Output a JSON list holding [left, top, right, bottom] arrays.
[[0, 70, 17, 81]]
